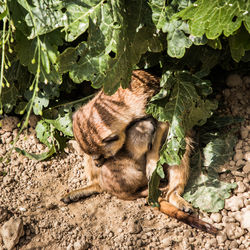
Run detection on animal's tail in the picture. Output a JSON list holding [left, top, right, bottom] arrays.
[[158, 199, 218, 235]]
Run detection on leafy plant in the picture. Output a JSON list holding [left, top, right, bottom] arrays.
[[182, 127, 238, 212], [1, 0, 249, 211]]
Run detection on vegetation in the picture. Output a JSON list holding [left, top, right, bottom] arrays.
[[1, 0, 249, 211]]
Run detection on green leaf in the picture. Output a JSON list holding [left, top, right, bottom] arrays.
[[24, 90, 49, 116], [17, 0, 64, 38], [26, 119, 68, 161], [15, 30, 63, 84], [15, 146, 56, 161], [35, 120, 52, 147], [147, 71, 217, 207], [148, 163, 163, 207], [177, 0, 250, 39], [183, 133, 238, 212], [163, 20, 193, 58], [24, 81, 60, 116], [147, 71, 217, 166], [44, 107, 74, 137], [229, 27, 250, 62], [183, 168, 237, 212], [203, 134, 238, 172], [149, 0, 205, 58], [1, 84, 18, 113], [182, 115, 240, 212], [59, 0, 163, 94], [42, 95, 94, 137], [0, 8, 7, 21], [200, 115, 244, 132]]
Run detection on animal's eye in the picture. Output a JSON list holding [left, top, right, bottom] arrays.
[[102, 135, 119, 143]]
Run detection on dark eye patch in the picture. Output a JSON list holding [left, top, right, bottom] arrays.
[[102, 135, 119, 143]]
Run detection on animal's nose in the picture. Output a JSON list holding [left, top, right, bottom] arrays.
[[92, 154, 106, 167]]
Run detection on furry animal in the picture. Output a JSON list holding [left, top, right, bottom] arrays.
[[61, 119, 217, 235], [61, 118, 156, 202], [62, 70, 192, 212]]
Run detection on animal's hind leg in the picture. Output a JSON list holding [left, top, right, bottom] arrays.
[[162, 135, 193, 213], [61, 153, 103, 204], [61, 180, 103, 204]]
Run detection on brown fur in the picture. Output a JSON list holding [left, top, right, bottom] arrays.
[[62, 70, 193, 212], [61, 118, 155, 202]]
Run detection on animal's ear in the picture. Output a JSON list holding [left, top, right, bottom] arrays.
[[102, 135, 119, 143]]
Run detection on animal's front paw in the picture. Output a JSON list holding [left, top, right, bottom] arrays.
[[169, 193, 194, 214]]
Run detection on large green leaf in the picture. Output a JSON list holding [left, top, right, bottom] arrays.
[[16, 0, 105, 42], [147, 71, 217, 205], [59, 0, 163, 94], [149, 0, 205, 58], [147, 71, 217, 166], [177, 0, 250, 39], [183, 133, 238, 212]]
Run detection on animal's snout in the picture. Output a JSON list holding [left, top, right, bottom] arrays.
[[92, 154, 106, 167]]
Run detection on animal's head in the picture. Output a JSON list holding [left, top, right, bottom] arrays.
[[125, 118, 156, 160], [73, 91, 133, 166], [72, 70, 159, 166]]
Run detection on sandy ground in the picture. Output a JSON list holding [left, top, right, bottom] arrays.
[[0, 73, 249, 250]]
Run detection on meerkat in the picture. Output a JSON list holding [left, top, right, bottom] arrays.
[[66, 70, 193, 212], [61, 118, 157, 202], [61, 118, 217, 235]]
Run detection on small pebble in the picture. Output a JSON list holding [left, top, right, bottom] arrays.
[[216, 232, 227, 244], [210, 213, 222, 223], [226, 223, 245, 240], [234, 150, 243, 161], [240, 129, 249, 139], [226, 74, 242, 88], [243, 162, 250, 174], [225, 196, 244, 211], [244, 152, 250, 162]]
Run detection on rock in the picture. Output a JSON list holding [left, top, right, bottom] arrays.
[[223, 88, 231, 98], [235, 182, 247, 193], [242, 75, 250, 85], [235, 140, 243, 150], [0, 207, 9, 223], [28, 114, 39, 128], [234, 150, 243, 161], [216, 232, 227, 244], [236, 160, 245, 167], [225, 196, 244, 211], [127, 220, 142, 234], [225, 223, 245, 240], [0, 116, 19, 132], [226, 74, 242, 88], [73, 240, 89, 250], [229, 240, 239, 249], [244, 152, 250, 162], [243, 162, 250, 174], [0, 217, 24, 250], [240, 129, 248, 140], [231, 171, 245, 177], [162, 238, 172, 247], [210, 213, 222, 223], [240, 209, 250, 231]]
